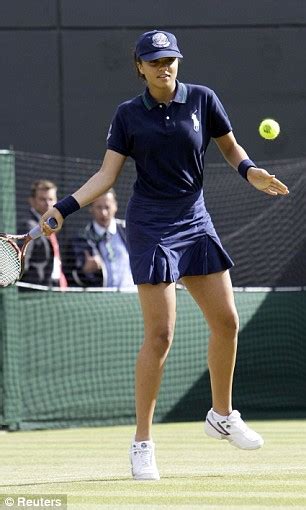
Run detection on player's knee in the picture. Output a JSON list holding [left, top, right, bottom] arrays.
[[212, 310, 239, 337], [149, 326, 175, 356], [225, 311, 239, 335]]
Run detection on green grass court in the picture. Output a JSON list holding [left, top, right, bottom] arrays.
[[1, 420, 306, 509]]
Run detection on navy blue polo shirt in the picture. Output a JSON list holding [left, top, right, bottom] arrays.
[[107, 81, 232, 199]]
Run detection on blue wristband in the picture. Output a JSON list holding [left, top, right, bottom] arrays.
[[54, 195, 80, 219], [238, 159, 257, 181]]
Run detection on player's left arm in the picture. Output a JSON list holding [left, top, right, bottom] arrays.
[[214, 131, 289, 196]]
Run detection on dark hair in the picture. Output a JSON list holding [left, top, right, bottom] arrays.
[[133, 52, 146, 81]]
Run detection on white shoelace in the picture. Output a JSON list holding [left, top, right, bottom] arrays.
[[228, 414, 249, 432], [136, 448, 152, 467]]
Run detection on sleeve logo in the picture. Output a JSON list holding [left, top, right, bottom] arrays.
[[106, 124, 112, 141]]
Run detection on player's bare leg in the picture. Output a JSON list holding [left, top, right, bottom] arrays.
[[182, 270, 238, 416], [135, 282, 176, 440], [129, 282, 176, 480], [182, 270, 263, 449]]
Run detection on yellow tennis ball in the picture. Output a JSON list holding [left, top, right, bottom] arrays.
[[259, 118, 280, 140]]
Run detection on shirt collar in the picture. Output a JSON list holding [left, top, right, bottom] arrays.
[[93, 218, 117, 237], [142, 80, 187, 110]]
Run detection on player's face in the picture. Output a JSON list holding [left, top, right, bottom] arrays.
[[138, 57, 178, 90], [30, 188, 57, 216], [90, 193, 118, 229]]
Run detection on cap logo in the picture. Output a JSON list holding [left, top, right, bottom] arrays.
[[152, 32, 171, 48]]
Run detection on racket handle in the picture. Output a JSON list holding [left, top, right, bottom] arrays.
[[29, 217, 58, 240]]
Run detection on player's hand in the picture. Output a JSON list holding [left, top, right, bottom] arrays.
[[82, 250, 102, 273], [39, 207, 64, 235], [247, 167, 289, 196]]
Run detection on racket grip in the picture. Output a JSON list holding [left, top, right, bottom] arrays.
[[29, 217, 58, 240]]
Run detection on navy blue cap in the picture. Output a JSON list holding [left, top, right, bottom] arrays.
[[135, 30, 183, 61]]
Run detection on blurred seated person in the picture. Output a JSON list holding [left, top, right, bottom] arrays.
[[19, 180, 67, 288], [65, 189, 134, 288]]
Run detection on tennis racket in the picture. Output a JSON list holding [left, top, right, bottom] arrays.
[[0, 217, 58, 287]]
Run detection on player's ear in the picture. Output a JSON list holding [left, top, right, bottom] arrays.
[[135, 59, 146, 80], [136, 61, 143, 75]]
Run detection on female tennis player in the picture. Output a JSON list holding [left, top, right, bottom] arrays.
[[40, 30, 289, 480]]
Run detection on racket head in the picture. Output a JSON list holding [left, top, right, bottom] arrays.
[[0, 236, 22, 287], [0, 217, 57, 287]]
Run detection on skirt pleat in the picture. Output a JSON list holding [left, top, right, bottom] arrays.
[[126, 191, 234, 285]]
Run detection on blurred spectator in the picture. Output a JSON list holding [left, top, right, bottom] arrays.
[[19, 180, 67, 288], [65, 189, 134, 288]]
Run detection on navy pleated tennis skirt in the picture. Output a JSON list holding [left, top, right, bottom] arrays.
[[125, 190, 233, 285]]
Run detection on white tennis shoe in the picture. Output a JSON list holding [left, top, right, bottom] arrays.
[[129, 439, 160, 480], [205, 409, 264, 450]]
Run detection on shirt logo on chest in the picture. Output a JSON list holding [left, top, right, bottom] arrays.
[[191, 110, 200, 132]]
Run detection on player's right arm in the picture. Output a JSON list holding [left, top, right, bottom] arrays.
[[73, 149, 126, 208], [40, 149, 126, 234]]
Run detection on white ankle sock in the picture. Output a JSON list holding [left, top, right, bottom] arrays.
[[212, 410, 229, 421], [133, 437, 152, 444]]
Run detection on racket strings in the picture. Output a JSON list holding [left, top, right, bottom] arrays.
[[0, 238, 21, 286]]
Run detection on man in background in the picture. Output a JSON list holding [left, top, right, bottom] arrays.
[[20, 180, 67, 288], [65, 189, 134, 288]]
